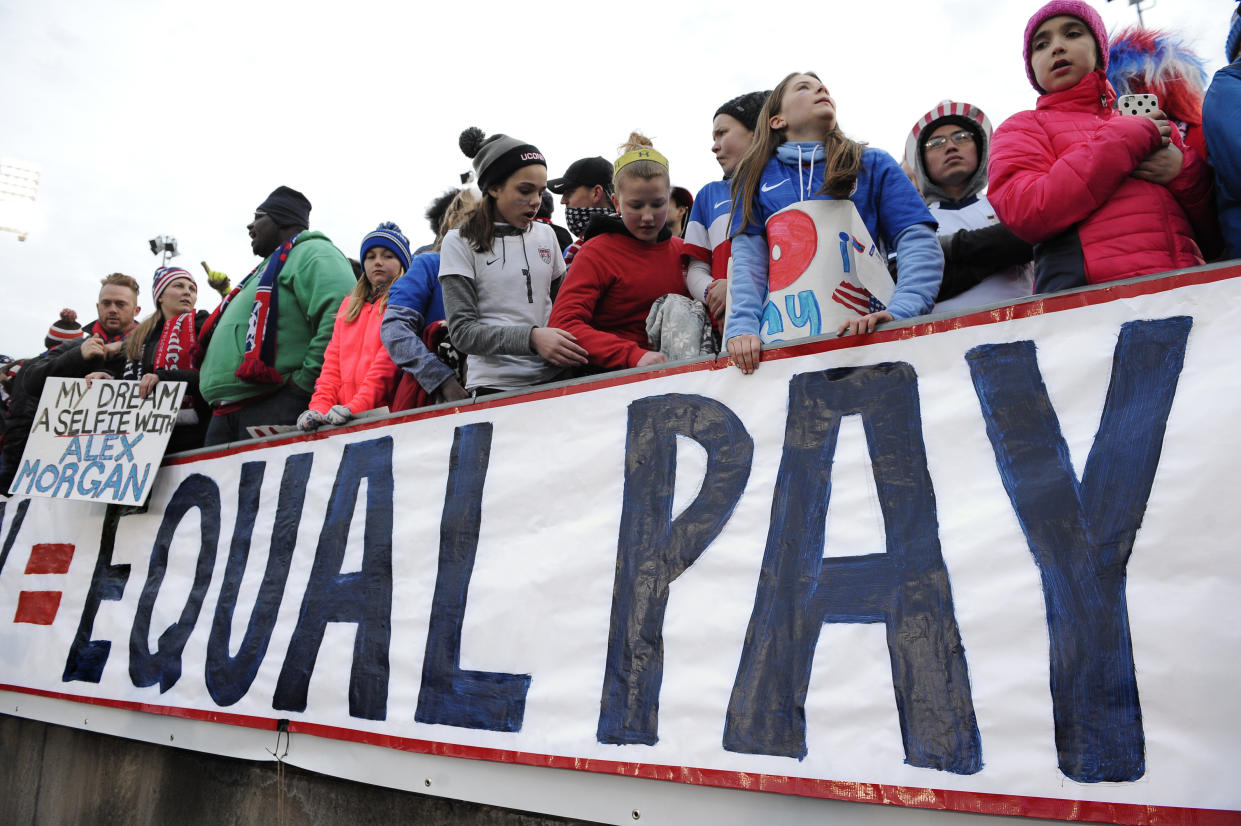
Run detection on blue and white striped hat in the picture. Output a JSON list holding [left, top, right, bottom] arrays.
[[360, 222, 412, 273]]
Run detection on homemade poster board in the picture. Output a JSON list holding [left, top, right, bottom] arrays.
[[1, 266, 1239, 825], [8, 378, 186, 506]]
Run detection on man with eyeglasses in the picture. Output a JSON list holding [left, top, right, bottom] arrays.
[[905, 101, 1033, 313], [196, 186, 356, 446]]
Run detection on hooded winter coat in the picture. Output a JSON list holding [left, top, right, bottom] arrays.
[[988, 70, 1210, 293]]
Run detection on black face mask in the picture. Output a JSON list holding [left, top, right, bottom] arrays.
[[565, 205, 612, 238]]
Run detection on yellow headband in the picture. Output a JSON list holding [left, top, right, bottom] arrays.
[[613, 148, 669, 175]]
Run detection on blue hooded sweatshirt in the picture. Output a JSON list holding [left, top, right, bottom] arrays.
[[725, 142, 942, 340]]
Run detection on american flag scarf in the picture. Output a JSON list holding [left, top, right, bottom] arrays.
[[196, 233, 300, 383]]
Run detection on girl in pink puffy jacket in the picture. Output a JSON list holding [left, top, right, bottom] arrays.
[[296, 223, 407, 431], [988, 0, 1212, 294]]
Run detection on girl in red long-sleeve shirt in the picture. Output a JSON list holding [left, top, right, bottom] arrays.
[[549, 133, 690, 372]]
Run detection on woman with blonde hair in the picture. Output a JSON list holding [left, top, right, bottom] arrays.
[[549, 132, 702, 370], [116, 267, 209, 452]]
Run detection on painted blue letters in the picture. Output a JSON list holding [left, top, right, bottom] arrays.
[[205, 454, 312, 706], [129, 474, 221, 692], [725, 363, 982, 773], [63, 504, 130, 683], [416, 423, 530, 732], [0, 498, 30, 576], [965, 316, 1192, 783], [597, 394, 753, 745], [273, 437, 393, 721]]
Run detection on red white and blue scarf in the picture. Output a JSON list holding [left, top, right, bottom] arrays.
[[197, 233, 299, 384]]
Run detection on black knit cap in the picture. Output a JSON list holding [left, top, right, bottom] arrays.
[[459, 127, 546, 193], [257, 186, 312, 229], [714, 91, 771, 132]]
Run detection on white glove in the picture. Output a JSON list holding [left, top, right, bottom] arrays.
[[326, 404, 353, 426], [297, 409, 327, 431]]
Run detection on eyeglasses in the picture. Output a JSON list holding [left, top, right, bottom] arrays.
[[924, 130, 974, 151]]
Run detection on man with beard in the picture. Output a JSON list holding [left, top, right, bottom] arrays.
[[0, 274, 140, 492]]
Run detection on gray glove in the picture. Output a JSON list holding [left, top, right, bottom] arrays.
[[297, 409, 327, 431], [326, 404, 353, 426]]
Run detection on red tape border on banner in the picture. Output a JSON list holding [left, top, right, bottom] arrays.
[[0, 684, 1237, 825]]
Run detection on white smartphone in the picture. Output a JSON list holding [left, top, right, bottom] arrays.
[[1117, 93, 1160, 116]]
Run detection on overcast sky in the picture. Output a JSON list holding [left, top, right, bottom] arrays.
[[0, 0, 1231, 358]]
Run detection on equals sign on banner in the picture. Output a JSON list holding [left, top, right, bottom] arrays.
[[14, 543, 75, 625]]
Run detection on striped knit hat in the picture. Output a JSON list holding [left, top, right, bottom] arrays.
[[45, 308, 85, 349], [905, 100, 992, 204], [360, 222, 412, 273], [152, 266, 195, 303]]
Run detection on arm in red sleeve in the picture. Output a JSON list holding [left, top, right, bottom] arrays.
[[548, 245, 647, 370], [988, 113, 1163, 244], [1165, 137, 1216, 242]]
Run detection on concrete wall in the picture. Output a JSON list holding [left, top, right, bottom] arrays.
[[0, 715, 603, 826]]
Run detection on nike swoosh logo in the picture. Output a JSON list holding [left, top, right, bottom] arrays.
[[486, 258, 499, 265], [713, 199, 731, 209], [760, 180, 788, 192]]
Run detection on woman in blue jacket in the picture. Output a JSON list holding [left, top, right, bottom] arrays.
[[725, 71, 942, 373]]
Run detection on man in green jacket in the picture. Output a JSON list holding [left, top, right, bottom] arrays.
[[199, 186, 355, 446]]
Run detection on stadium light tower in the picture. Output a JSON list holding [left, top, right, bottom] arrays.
[[0, 159, 40, 242], [149, 234, 180, 266], [1106, 0, 1153, 27]]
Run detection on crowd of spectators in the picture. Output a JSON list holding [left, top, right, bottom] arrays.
[[1, 0, 1237, 489]]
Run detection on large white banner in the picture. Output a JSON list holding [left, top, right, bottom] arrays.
[[1, 266, 1238, 824]]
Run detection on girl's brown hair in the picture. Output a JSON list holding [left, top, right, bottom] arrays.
[[729, 71, 865, 236], [612, 131, 670, 193], [459, 194, 501, 254]]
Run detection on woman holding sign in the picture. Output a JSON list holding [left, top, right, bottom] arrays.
[[723, 72, 942, 373], [99, 267, 209, 453]]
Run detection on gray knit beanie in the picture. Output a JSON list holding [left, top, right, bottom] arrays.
[[459, 127, 547, 193]]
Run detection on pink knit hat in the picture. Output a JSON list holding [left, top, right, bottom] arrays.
[[1023, 0, 1109, 92]]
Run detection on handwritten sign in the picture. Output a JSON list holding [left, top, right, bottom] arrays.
[[761, 200, 893, 342], [8, 378, 185, 505]]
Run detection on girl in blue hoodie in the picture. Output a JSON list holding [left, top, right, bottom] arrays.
[[724, 71, 942, 373]]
